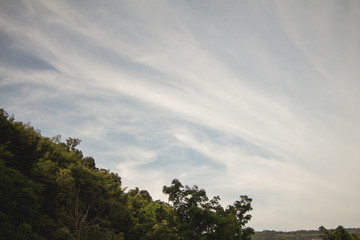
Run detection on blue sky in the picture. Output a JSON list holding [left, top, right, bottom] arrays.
[[0, 0, 359, 231]]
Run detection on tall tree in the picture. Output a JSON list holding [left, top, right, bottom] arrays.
[[163, 179, 254, 240]]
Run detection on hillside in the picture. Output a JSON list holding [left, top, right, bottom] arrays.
[[253, 228, 360, 240], [0, 109, 253, 240], [1, 108, 358, 240]]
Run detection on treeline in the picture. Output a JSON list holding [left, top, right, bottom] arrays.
[[253, 226, 360, 240], [0, 109, 254, 240]]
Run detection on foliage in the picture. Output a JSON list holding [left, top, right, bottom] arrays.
[[320, 226, 360, 240], [0, 109, 254, 239], [252, 228, 360, 240], [163, 179, 254, 240]]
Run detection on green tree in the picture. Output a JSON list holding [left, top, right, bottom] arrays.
[[319, 226, 357, 240], [163, 179, 254, 240], [0, 160, 45, 240]]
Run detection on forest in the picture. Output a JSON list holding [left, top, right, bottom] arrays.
[[0, 109, 254, 240], [1, 108, 358, 240]]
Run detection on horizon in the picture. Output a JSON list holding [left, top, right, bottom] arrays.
[[0, 0, 359, 231]]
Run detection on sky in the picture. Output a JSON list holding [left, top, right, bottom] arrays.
[[0, 0, 359, 231]]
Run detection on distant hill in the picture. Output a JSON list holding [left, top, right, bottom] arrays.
[[253, 228, 360, 240]]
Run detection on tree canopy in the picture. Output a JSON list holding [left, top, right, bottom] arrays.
[[0, 109, 254, 240], [319, 226, 360, 240], [163, 179, 254, 240]]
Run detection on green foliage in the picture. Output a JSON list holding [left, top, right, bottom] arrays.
[[163, 179, 254, 240], [0, 109, 255, 239], [0, 159, 44, 239], [253, 228, 360, 240], [320, 226, 359, 240]]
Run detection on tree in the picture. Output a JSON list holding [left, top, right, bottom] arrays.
[[60, 189, 108, 240], [0, 159, 44, 240], [319, 226, 358, 240], [163, 179, 254, 240]]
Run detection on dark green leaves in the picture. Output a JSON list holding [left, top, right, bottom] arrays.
[[0, 109, 255, 240], [163, 179, 254, 240], [320, 226, 358, 240]]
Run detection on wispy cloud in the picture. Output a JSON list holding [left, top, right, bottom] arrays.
[[0, 0, 359, 231]]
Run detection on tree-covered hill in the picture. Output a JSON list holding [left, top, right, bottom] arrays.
[[253, 227, 360, 240], [0, 109, 254, 240]]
